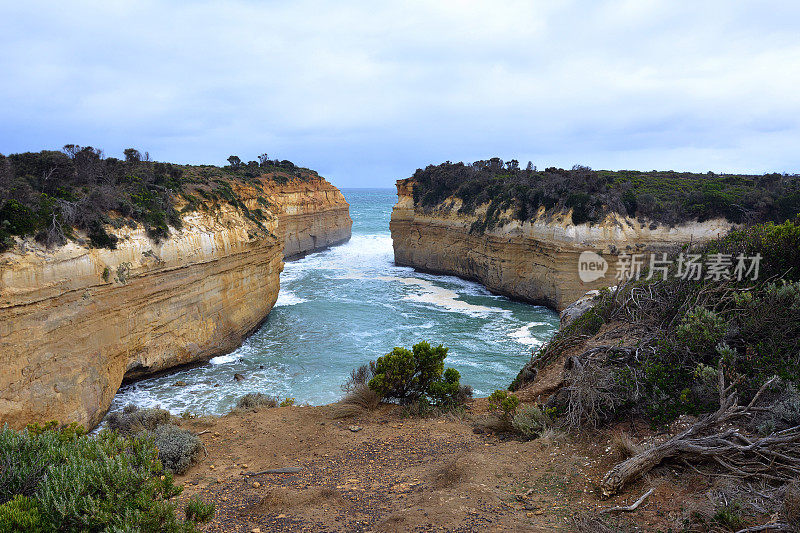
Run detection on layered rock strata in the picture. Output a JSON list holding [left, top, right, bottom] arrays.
[[0, 177, 351, 429], [390, 178, 732, 312]]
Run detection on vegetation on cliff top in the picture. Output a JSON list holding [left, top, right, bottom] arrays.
[[0, 421, 214, 532], [407, 159, 800, 230], [514, 215, 800, 426], [0, 146, 319, 252]]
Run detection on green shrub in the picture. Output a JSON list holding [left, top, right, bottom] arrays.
[[105, 405, 201, 474], [367, 342, 470, 408], [674, 307, 727, 356], [488, 390, 520, 421], [184, 496, 215, 523], [369, 342, 447, 403], [0, 424, 213, 532], [427, 368, 473, 408], [0, 495, 43, 533]]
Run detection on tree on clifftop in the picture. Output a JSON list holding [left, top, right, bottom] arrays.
[[227, 155, 242, 169]]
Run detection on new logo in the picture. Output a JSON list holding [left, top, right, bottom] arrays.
[[578, 251, 608, 282]]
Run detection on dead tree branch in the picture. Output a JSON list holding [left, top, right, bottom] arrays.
[[600, 375, 800, 497]]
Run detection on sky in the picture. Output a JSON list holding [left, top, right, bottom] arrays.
[[1, 1, 799, 188]]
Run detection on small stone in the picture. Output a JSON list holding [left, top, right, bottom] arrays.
[[233, 373, 245, 382], [241, 463, 248, 468], [172, 381, 187, 387], [277, 514, 286, 518], [251, 529, 261, 533], [252, 481, 261, 488], [348, 425, 362, 432]]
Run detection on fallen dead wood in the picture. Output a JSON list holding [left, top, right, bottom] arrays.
[[599, 487, 654, 513], [601, 374, 800, 497]]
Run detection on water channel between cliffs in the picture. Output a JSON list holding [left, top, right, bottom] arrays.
[[109, 189, 559, 416]]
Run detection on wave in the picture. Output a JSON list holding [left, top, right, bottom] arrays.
[[275, 289, 307, 307], [508, 322, 547, 348]]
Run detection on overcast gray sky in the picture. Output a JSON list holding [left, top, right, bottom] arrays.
[[2, 1, 799, 187]]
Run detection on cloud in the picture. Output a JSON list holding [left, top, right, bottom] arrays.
[[1, 0, 799, 186]]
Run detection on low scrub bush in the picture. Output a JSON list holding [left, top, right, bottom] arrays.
[[488, 390, 520, 422], [511, 403, 554, 438], [184, 496, 215, 523], [104, 405, 201, 474], [235, 393, 278, 410], [368, 341, 471, 408], [0, 423, 213, 532], [106, 404, 171, 436], [518, 217, 800, 429], [150, 424, 202, 475]]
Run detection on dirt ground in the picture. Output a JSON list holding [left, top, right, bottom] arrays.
[[175, 399, 714, 532]]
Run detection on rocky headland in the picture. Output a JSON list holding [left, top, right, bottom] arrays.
[[0, 170, 351, 430]]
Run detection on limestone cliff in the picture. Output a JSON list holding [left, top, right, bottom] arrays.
[[390, 179, 732, 311], [0, 176, 351, 430]]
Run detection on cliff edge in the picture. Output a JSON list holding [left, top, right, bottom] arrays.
[[0, 174, 351, 429], [390, 178, 732, 311]]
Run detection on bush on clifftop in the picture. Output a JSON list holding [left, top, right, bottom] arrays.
[[0, 422, 214, 532], [367, 341, 473, 408], [0, 146, 318, 251], [408, 159, 800, 232]]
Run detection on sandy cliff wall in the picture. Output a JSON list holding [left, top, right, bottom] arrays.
[[258, 179, 352, 258], [390, 179, 732, 311], [0, 177, 351, 429]]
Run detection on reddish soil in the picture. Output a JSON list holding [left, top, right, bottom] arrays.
[[175, 400, 706, 532]]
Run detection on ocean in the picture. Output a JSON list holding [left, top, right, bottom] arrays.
[[108, 189, 559, 416]]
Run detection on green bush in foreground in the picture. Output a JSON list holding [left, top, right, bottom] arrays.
[[368, 341, 472, 408], [0, 423, 214, 532]]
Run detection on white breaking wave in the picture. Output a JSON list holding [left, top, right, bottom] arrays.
[[508, 322, 547, 348], [275, 289, 307, 307]]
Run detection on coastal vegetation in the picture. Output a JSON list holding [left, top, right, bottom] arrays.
[[408, 159, 800, 231], [0, 146, 316, 252], [509, 215, 800, 530], [335, 341, 473, 417], [0, 421, 214, 532]]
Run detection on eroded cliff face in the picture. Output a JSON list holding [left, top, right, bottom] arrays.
[[0, 177, 351, 429], [390, 179, 732, 312], [257, 179, 352, 258]]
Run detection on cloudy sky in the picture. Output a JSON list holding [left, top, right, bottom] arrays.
[[2, 1, 799, 187]]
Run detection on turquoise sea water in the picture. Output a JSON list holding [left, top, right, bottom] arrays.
[[109, 189, 559, 415]]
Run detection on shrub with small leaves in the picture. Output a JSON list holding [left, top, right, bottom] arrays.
[[235, 393, 278, 410], [149, 424, 202, 475], [0, 423, 213, 532], [488, 390, 520, 421], [674, 307, 727, 356], [184, 496, 215, 523], [106, 404, 171, 436], [428, 368, 473, 408], [511, 404, 555, 438], [368, 342, 471, 409], [369, 342, 447, 403]]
